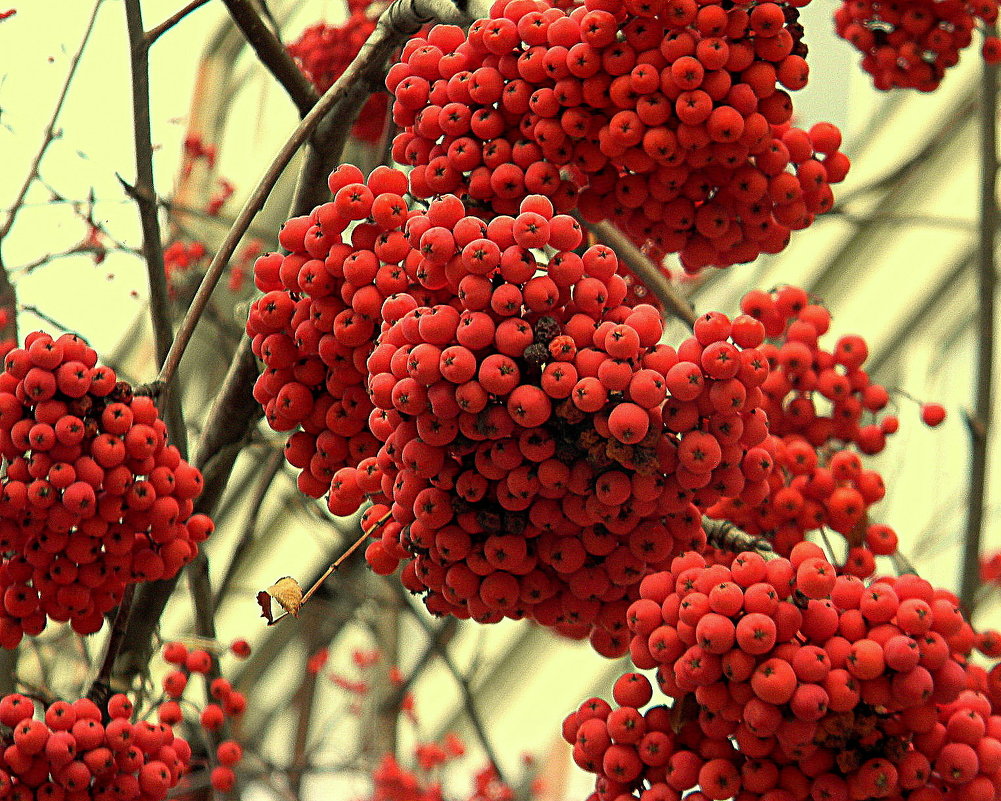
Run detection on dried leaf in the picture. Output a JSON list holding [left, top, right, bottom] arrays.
[[257, 576, 304, 624]]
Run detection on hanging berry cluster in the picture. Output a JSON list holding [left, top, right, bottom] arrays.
[[706, 286, 904, 574], [354, 186, 782, 655], [834, 0, 1001, 91], [565, 544, 1001, 801], [246, 166, 455, 502], [159, 641, 246, 793], [388, 0, 850, 272], [0, 692, 191, 801], [287, 6, 388, 143], [0, 332, 211, 648]]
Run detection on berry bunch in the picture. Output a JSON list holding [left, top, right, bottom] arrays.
[[159, 641, 245, 792], [288, 9, 388, 143], [366, 756, 531, 801], [707, 286, 899, 571], [361, 191, 777, 654], [565, 544, 1001, 801], [246, 165, 453, 504], [834, 0, 1001, 91], [388, 0, 850, 271], [0, 692, 191, 801], [0, 332, 211, 647]]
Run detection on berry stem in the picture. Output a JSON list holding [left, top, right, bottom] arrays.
[[218, 0, 320, 117], [960, 29, 998, 613], [577, 217, 699, 329], [143, 0, 214, 45]]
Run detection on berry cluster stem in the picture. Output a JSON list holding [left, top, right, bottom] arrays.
[[702, 517, 779, 561], [86, 584, 136, 705]]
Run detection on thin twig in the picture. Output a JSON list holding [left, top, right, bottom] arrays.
[[220, 0, 318, 117], [395, 584, 510, 787], [961, 34, 997, 613], [145, 0, 214, 45], [267, 515, 390, 626], [156, 0, 484, 389], [577, 217, 699, 329], [0, 0, 105, 266], [124, 0, 189, 460]]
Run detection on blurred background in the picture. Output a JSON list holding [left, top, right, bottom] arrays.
[[0, 1, 998, 798]]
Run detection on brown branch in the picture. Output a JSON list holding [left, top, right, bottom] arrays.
[[0, 0, 105, 267], [577, 217, 699, 329], [145, 0, 215, 45], [961, 41, 997, 612], [702, 517, 778, 559], [124, 0, 189, 460], [220, 0, 318, 117], [86, 584, 136, 706]]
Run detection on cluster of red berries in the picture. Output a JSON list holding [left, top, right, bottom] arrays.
[[566, 543, 1001, 801], [288, 8, 388, 143], [159, 641, 245, 792], [0, 692, 191, 801], [163, 240, 207, 289], [388, 0, 850, 271], [0, 331, 212, 647], [246, 165, 454, 503], [357, 188, 780, 654], [834, 0, 1001, 91], [367, 755, 532, 801], [706, 286, 901, 571]]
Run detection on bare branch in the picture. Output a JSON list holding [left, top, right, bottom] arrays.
[[577, 217, 699, 329], [220, 0, 319, 117], [124, 0, 189, 460], [86, 584, 136, 705], [961, 34, 997, 613], [145, 0, 214, 45], [0, 0, 106, 266]]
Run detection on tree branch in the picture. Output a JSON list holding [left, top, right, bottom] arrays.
[[86, 584, 136, 706], [220, 0, 318, 117], [577, 217, 699, 329], [145, 0, 215, 45], [124, 0, 189, 460], [961, 35, 997, 612], [0, 0, 106, 268]]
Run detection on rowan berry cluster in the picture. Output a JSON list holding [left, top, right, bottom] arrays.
[[0, 692, 192, 801], [0, 332, 211, 647], [707, 286, 901, 571], [566, 544, 1001, 801], [366, 755, 531, 801], [246, 165, 453, 504], [288, 11, 388, 143], [388, 0, 850, 272], [357, 189, 778, 654], [834, 0, 1001, 91], [159, 641, 245, 792]]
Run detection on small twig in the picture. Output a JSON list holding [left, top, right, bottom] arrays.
[[267, 514, 391, 626], [87, 584, 136, 705], [0, 0, 105, 267], [395, 584, 510, 787], [19, 304, 85, 337], [960, 30, 997, 613], [220, 0, 318, 117], [145, 0, 215, 45], [577, 217, 699, 329]]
